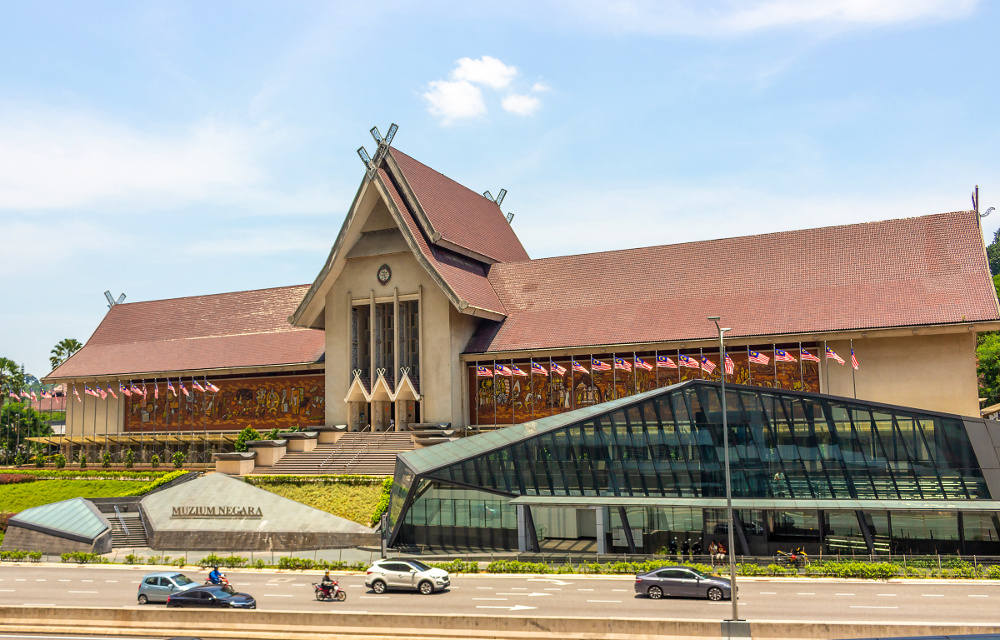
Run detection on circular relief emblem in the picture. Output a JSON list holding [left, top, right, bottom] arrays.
[[377, 263, 392, 286]]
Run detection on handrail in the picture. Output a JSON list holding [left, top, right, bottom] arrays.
[[344, 428, 392, 472], [113, 505, 130, 537], [319, 423, 371, 470]]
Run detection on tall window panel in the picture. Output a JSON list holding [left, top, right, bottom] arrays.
[[351, 305, 371, 382], [374, 303, 394, 386], [398, 300, 419, 383]]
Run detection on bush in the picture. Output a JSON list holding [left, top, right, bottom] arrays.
[[199, 553, 248, 569], [53, 454, 66, 469], [172, 451, 185, 469], [264, 428, 281, 440], [431, 559, 479, 573], [13, 452, 24, 466], [124, 449, 135, 469], [60, 552, 108, 564], [101, 452, 111, 469], [277, 556, 315, 570], [1, 550, 29, 561], [28, 551, 41, 561], [34, 453, 45, 467], [0, 474, 36, 485], [124, 554, 142, 564], [0, 512, 12, 533], [349, 561, 367, 571], [370, 477, 393, 526], [79, 455, 87, 469], [486, 560, 553, 574], [234, 426, 261, 452], [123, 469, 187, 496], [151, 454, 160, 468], [985, 565, 1000, 580]]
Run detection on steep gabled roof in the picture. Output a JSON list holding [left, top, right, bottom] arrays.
[[46, 285, 324, 379], [388, 149, 529, 264], [465, 210, 1000, 353]]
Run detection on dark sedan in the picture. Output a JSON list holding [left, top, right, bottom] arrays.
[[166, 585, 256, 609], [634, 566, 733, 601]]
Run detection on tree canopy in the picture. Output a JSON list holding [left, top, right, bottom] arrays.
[[49, 338, 82, 370]]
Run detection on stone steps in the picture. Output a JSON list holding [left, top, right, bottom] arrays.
[[252, 432, 414, 476], [109, 513, 148, 548]]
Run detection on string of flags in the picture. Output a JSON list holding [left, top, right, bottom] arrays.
[[472, 345, 858, 378], [73, 377, 224, 402]]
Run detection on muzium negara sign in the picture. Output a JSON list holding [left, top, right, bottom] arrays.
[[171, 506, 263, 519]]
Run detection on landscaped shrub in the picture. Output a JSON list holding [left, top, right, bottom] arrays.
[[33, 453, 45, 467], [60, 551, 108, 564], [198, 553, 248, 568], [124, 449, 135, 469], [13, 452, 24, 467], [122, 469, 187, 496], [370, 477, 393, 526], [151, 454, 160, 468], [0, 474, 36, 485], [79, 455, 87, 469], [430, 559, 479, 573], [985, 564, 1000, 579], [124, 554, 142, 564], [278, 556, 315, 570], [53, 454, 66, 468], [1, 550, 29, 561], [486, 560, 553, 574], [0, 512, 12, 532], [234, 426, 261, 452], [28, 551, 41, 561], [101, 452, 111, 469], [172, 451, 185, 469]]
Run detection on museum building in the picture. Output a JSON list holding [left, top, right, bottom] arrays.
[[42, 132, 1000, 481]]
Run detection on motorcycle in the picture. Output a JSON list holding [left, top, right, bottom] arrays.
[[204, 573, 231, 586], [313, 582, 347, 602], [776, 547, 809, 568]]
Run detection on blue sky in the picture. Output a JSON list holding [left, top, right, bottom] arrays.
[[2, 0, 999, 379]]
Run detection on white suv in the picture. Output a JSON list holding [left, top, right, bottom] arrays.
[[364, 559, 450, 595]]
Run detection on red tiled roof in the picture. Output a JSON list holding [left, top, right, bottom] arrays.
[[466, 211, 1000, 353], [389, 148, 530, 264], [378, 167, 507, 316], [46, 285, 324, 379]]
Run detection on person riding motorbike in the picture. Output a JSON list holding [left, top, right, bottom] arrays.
[[208, 566, 225, 585], [318, 570, 336, 598]]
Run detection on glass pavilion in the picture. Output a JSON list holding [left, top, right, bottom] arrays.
[[387, 380, 1000, 556]]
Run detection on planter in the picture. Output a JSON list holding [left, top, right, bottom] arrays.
[[313, 425, 347, 444], [212, 451, 256, 476], [247, 440, 287, 467], [282, 432, 318, 453]]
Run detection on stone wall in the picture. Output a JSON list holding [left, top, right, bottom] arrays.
[[1, 524, 112, 555], [148, 529, 378, 551]]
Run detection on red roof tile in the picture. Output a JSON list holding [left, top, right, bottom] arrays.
[[46, 285, 324, 379], [378, 167, 507, 316], [466, 211, 1000, 353], [389, 148, 530, 264]]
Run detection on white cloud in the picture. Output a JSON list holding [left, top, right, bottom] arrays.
[[531, 82, 551, 92], [502, 93, 541, 116], [561, 0, 979, 35], [450, 56, 518, 89], [423, 79, 487, 125]]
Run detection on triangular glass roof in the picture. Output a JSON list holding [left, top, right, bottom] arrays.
[[11, 497, 109, 540]]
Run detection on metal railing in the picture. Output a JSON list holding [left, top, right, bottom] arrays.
[[113, 505, 129, 537], [343, 428, 392, 473]]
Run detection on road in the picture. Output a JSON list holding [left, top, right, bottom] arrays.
[[1, 564, 999, 625]]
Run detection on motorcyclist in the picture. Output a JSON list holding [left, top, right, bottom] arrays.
[[208, 566, 224, 585], [319, 570, 335, 597]]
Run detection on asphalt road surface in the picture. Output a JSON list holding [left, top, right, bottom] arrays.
[[1, 564, 999, 625]]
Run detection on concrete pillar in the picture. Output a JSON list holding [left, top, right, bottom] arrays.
[[517, 505, 529, 552], [596, 507, 607, 555]]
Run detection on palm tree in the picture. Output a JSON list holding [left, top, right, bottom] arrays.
[[49, 338, 83, 370], [0, 357, 22, 395]]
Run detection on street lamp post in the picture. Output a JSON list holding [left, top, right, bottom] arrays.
[[708, 316, 740, 623]]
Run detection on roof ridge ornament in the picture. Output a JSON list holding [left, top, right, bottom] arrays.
[[482, 189, 514, 225], [357, 123, 399, 181]]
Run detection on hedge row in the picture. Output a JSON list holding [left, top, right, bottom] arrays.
[[0, 469, 172, 481], [0, 550, 42, 561], [244, 474, 388, 486], [0, 474, 37, 485], [120, 469, 188, 496]]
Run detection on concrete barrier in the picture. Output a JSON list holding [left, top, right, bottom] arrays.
[[0, 606, 997, 640]]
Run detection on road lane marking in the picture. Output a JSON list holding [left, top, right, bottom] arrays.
[[969, 594, 989, 597], [476, 586, 494, 590], [760, 591, 777, 595], [105, 580, 118, 583], [577, 588, 594, 591], [34, 579, 45, 582], [0, 589, 14, 592], [21, 604, 56, 606], [544, 588, 561, 591], [796, 592, 815, 595], [58, 579, 71, 582], [14, 579, 25, 582], [496, 592, 552, 597], [587, 599, 621, 603], [851, 606, 898, 609], [68, 591, 98, 594], [877, 593, 897, 596], [473, 598, 508, 601], [81, 580, 93, 583], [476, 605, 536, 611], [835, 593, 854, 596], [612, 589, 628, 592], [359, 596, 389, 599], [510, 587, 527, 590]]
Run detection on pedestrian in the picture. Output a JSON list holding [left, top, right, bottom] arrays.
[[708, 540, 719, 566], [716, 543, 727, 566], [681, 538, 690, 561]]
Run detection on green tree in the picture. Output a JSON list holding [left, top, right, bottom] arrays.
[[0, 402, 53, 456], [0, 357, 24, 396], [49, 338, 83, 371], [234, 425, 261, 452], [978, 333, 1000, 405], [993, 274, 1000, 301]]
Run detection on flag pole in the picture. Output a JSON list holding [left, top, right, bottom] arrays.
[[851, 339, 857, 399], [823, 341, 829, 393], [772, 344, 778, 388], [798, 343, 804, 390], [492, 360, 497, 430], [746, 345, 752, 387]]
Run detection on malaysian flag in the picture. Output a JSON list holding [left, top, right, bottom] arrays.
[[800, 350, 821, 363], [614, 358, 632, 372], [192, 379, 205, 392], [130, 382, 141, 396], [107, 383, 117, 399], [826, 347, 845, 364], [725, 354, 735, 375], [700, 357, 717, 374], [774, 349, 796, 363], [572, 360, 589, 374], [98, 386, 107, 400], [748, 350, 770, 365], [656, 355, 677, 369], [591, 358, 611, 371], [30, 391, 37, 401], [531, 361, 548, 375], [206, 380, 220, 393], [494, 364, 512, 376], [153, 382, 158, 399], [678, 354, 700, 369], [851, 348, 859, 370], [550, 361, 567, 376], [167, 379, 176, 396], [73, 386, 81, 402], [119, 382, 130, 397], [180, 381, 189, 396], [477, 365, 494, 377], [20, 390, 29, 398], [635, 358, 653, 371], [8, 391, 17, 400], [511, 365, 528, 377]]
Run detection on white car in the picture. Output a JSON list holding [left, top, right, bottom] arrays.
[[364, 559, 450, 595]]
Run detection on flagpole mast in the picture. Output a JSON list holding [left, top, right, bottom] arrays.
[[709, 316, 739, 623], [850, 339, 857, 399]]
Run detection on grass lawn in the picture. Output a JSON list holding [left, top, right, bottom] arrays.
[[0, 479, 155, 513], [257, 481, 383, 526]]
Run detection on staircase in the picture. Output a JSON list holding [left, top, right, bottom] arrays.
[[108, 511, 148, 548], [252, 432, 414, 476]]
